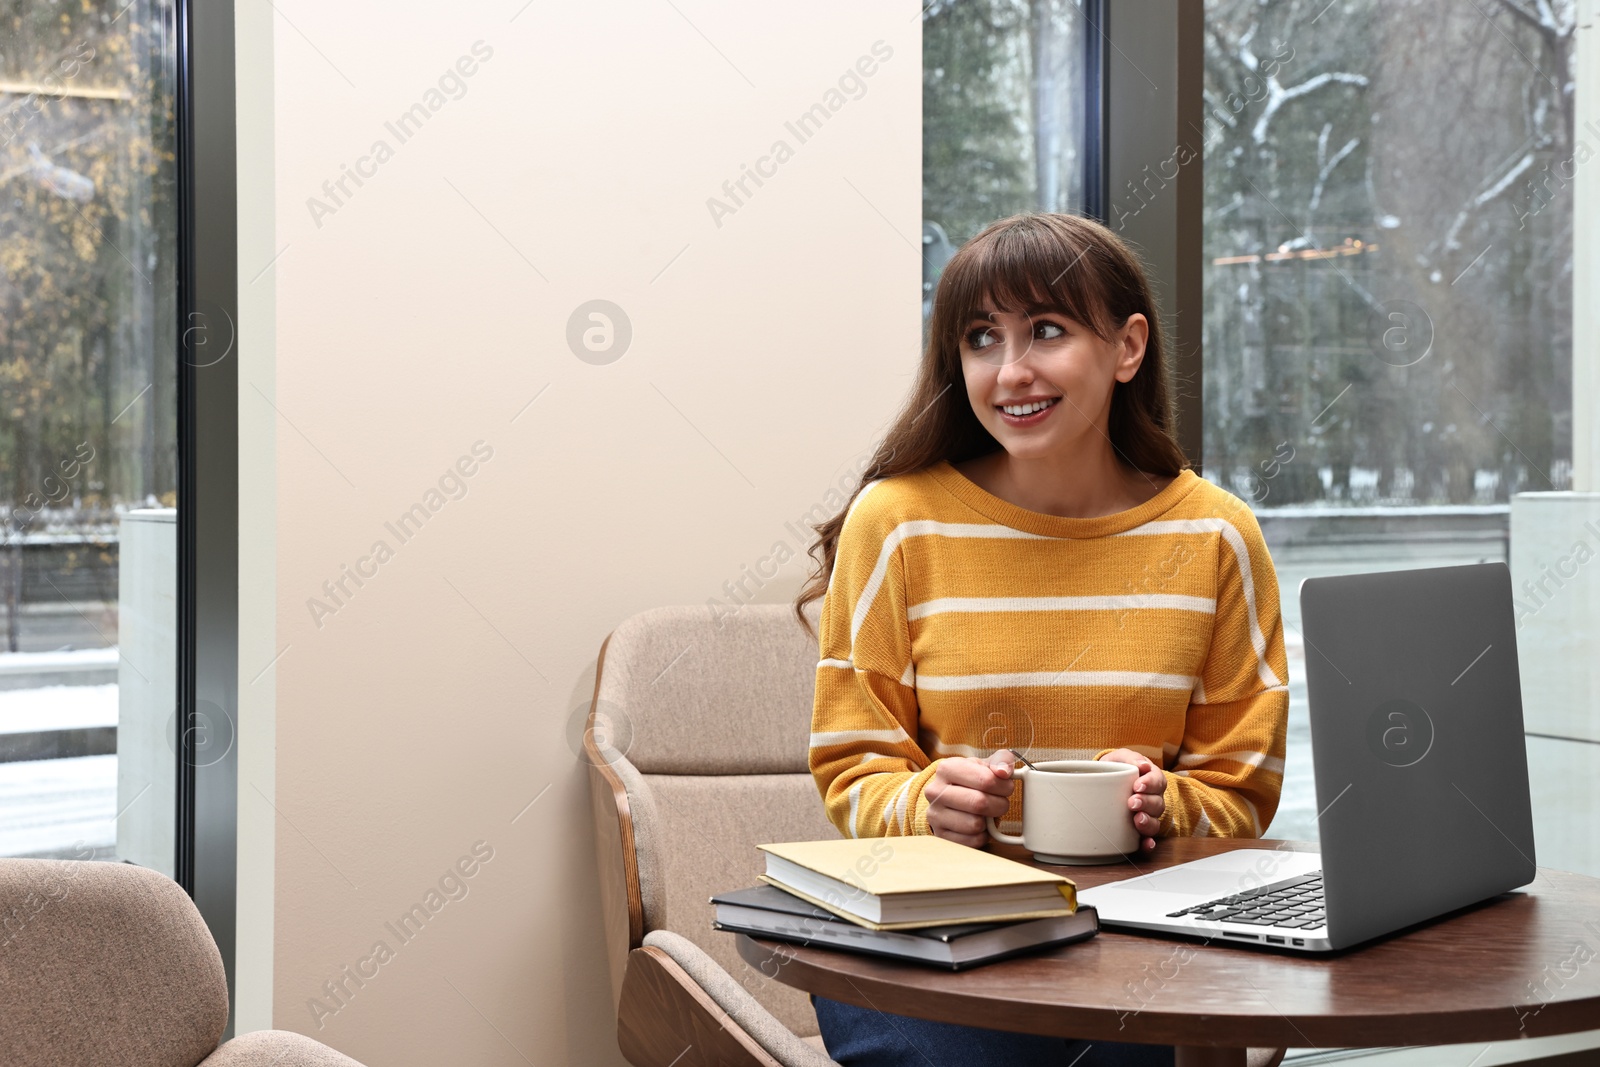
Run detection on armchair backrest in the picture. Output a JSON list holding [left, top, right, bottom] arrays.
[[586, 602, 839, 1040], [0, 857, 228, 1067]]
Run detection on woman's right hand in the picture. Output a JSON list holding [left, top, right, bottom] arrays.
[[923, 751, 1017, 847]]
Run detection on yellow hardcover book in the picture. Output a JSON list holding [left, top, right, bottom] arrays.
[[756, 837, 1076, 930], [756, 876, 1077, 932]]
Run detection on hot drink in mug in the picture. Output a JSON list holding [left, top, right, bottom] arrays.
[[986, 759, 1141, 865]]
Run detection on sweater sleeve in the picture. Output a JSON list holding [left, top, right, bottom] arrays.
[[1160, 504, 1290, 838], [809, 487, 943, 838]]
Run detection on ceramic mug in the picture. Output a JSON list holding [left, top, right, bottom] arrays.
[[985, 759, 1141, 865]]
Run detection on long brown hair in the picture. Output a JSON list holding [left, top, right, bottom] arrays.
[[792, 211, 1189, 635]]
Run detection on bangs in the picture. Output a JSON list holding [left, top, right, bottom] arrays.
[[935, 216, 1116, 353]]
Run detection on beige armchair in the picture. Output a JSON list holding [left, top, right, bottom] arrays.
[[0, 855, 368, 1067], [585, 602, 839, 1067], [585, 602, 1286, 1067]]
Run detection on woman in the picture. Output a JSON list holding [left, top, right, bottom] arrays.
[[792, 213, 1289, 1066]]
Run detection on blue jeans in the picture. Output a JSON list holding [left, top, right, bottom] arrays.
[[811, 994, 1174, 1067]]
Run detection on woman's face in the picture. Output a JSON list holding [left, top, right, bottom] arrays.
[[957, 299, 1148, 463]]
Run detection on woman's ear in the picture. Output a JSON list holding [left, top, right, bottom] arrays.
[[1113, 313, 1149, 383]]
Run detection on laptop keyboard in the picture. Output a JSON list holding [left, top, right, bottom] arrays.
[[1165, 871, 1326, 929]]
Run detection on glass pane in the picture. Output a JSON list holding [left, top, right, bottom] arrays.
[[923, 0, 1087, 319], [1, 0, 179, 873], [1202, 0, 1574, 840]]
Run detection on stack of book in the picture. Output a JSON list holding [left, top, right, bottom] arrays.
[[711, 836, 1097, 970]]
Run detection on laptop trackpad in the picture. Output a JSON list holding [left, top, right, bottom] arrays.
[[1093, 849, 1319, 899], [1110, 867, 1251, 897]]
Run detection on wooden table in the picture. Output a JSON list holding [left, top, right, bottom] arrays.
[[735, 838, 1600, 1067]]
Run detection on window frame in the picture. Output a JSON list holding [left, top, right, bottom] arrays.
[[1099, 0, 1205, 468], [174, 0, 240, 1033]]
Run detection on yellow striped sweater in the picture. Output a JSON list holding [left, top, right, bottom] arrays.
[[809, 460, 1289, 841]]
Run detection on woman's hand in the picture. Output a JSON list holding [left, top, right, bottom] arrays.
[[923, 751, 1017, 847], [1098, 748, 1166, 852]]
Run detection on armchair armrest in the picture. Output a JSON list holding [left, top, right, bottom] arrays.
[[629, 930, 835, 1067]]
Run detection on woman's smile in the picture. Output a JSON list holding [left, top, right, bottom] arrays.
[[996, 395, 1061, 425]]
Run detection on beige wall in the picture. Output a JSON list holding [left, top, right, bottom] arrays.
[[246, 2, 920, 1063]]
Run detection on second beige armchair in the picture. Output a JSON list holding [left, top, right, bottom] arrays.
[[586, 602, 840, 1067]]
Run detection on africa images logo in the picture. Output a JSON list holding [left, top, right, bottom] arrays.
[[1365, 698, 1433, 768]]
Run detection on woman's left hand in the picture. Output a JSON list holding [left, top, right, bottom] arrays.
[[1098, 748, 1166, 851]]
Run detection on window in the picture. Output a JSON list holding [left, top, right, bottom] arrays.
[[922, 0, 1089, 319], [1202, 0, 1574, 841], [1, 0, 180, 873]]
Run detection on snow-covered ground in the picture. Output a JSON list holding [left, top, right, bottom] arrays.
[[0, 753, 117, 856], [0, 647, 119, 677], [0, 673, 120, 858], [0, 683, 118, 734]]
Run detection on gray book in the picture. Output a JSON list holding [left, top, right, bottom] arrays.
[[711, 884, 1097, 970]]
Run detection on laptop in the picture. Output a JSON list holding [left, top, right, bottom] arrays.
[[1076, 562, 1537, 953]]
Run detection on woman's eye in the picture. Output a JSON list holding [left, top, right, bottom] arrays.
[[1037, 321, 1065, 340], [965, 327, 997, 350]]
